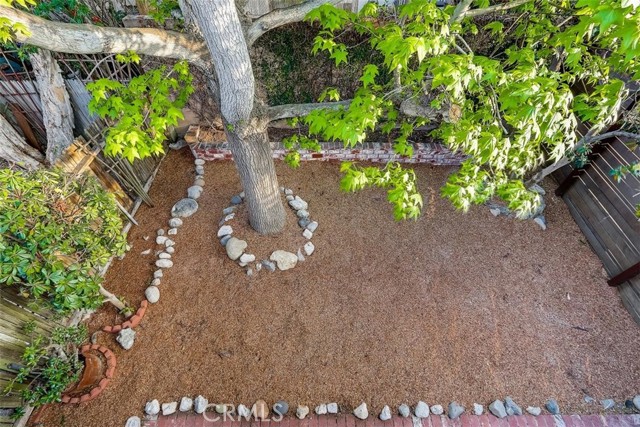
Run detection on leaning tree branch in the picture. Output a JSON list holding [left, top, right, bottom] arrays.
[[463, 0, 533, 18], [0, 6, 211, 71], [246, 0, 342, 47], [267, 100, 351, 121]]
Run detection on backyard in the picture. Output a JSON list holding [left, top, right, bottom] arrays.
[[38, 148, 640, 427]]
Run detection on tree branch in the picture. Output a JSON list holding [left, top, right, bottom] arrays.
[[463, 0, 532, 18], [0, 6, 211, 71], [246, 0, 342, 47], [267, 100, 351, 121]]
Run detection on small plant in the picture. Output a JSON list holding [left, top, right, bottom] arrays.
[[3, 324, 88, 411], [0, 168, 128, 314]]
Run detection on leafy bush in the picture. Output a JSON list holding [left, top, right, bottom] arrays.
[[0, 168, 127, 314]]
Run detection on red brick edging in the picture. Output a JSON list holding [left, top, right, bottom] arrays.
[[60, 344, 116, 404], [103, 300, 149, 333]]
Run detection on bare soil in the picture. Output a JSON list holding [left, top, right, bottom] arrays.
[[40, 148, 640, 427]]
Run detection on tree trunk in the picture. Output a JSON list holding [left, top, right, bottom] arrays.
[[0, 113, 44, 168], [29, 49, 75, 164], [227, 120, 286, 234], [190, 0, 286, 234]]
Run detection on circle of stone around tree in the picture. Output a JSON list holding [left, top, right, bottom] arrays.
[[217, 187, 317, 275]]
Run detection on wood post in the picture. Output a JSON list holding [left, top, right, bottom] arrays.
[[608, 261, 640, 287], [0, 112, 44, 168]]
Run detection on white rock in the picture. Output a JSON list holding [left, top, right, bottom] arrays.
[[171, 198, 199, 218], [168, 228, 178, 235], [156, 236, 167, 245], [195, 159, 205, 166], [534, 215, 547, 230], [315, 404, 327, 415], [270, 250, 298, 270], [297, 249, 305, 262], [430, 404, 444, 415], [164, 239, 175, 247], [224, 213, 235, 222], [240, 253, 256, 263], [145, 286, 160, 303], [633, 395, 640, 411], [327, 403, 338, 414], [158, 252, 171, 259], [162, 402, 177, 416], [165, 246, 175, 254], [415, 401, 430, 417], [289, 196, 308, 210], [116, 328, 135, 350], [153, 270, 163, 279], [188, 185, 203, 199], [296, 405, 310, 419], [303, 229, 313, 239], [145, 399, 160, 415], [195, 165, 204, 175], [473, 403, 484, 415], [226, 237, 248, 261], [238, 404, 252, 418], [195, 178, 205, 187], [156, 259, 173, 268], [379, 405, 391, 421], [151, 278, 160, 287], [157, 229, 165, 236], [398, 404, 410, 417], [296, 209, 309, 218], [526, 406, 541, 416], [218, 225, 233, 237], [141, 249, 151, 256], [169, 218, 183, 228], [180, 397, 193, 412], [304, 242, 315, 256], [354, 402, 368, 419], [307, 221, 318, 232], [194, 395, 208, 414], [284, 188, 293, 195], [125, 416, 141, 427]]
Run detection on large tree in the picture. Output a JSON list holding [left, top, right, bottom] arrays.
[[1, 0, 639, 233]]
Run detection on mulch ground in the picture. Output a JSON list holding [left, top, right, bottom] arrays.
[[40, 148, 640, 427]]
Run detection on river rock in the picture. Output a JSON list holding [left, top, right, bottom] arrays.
[[448, 402, 464, 419], [141, 249, 151, 256], [354, 402, 368, 419], [157, 229, 165, 236], [195, 159, 205, 166], [180, 397, 193, 412], [297, 249, 305, 262], [505, 397, 522, 416], [194, 395, 208, 414], [116, 328, 135, 350], [226, 238, 247, 260], [526, 406, 541, 416], [315, 404, 327, 415], [473, 403, 483, 415], [238, 404, 251, 419], [296, 405, 309, 419], [303, 229, 313, 239], [172, 198, 198, 217], [164, 239, 175, 247], [153, 270, 163, 279], [188, 185, 203, 199], [231, 195, 243, 205], [380, 405, 391, 421], [218, 225, 233, 237], [262, 260, 276, 272], [162, 402, 177, 416], [296, 209, 309, 218], [398, 404, 410, 417], [545, 399, 560, 415], [431, 404, 444, 415], [145, 286, 160, 303], [223, 206, 236, 215], [284, 188, 293, 195], [289, 196, 308, 210], [156, 235, 167, 245], [304, 242, 315, 256], [327, 402, 338, 414], [166, 246, 175, 254], [220, 235, 232, 246], [299, 217, 311, 228], [489, 400, 507, 418], [156, 259, 173, 268], [168, 228, 177, 235], [274, 400, 289, 415], [125, 416, 141, 427], [270, 250, 298, 270], [601, 399, 615, 410], [307, 221, 318, 232], [634, 395, 640, 410], [169, 217, 183, 228], [145, 399, 160, 415], [195, 165, 204, 175], [240, 253, 256, 263], [195, 178, 205, 187], [415, 401, 430, 418], [158, 252, 171, 259]]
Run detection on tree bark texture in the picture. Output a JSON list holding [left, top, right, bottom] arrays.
[[0, 113, 44, 168], [30, 49, 75, 164]]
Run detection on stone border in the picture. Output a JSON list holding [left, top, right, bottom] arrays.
[[60, 344, 116, 404], [216, 188, 317, 274], [102, 300, 149, 333]]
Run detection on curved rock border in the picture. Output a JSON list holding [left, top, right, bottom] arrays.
[[61, 344, 116, 404], [216, 187, 318, 274], [102, 300, 149, 333]]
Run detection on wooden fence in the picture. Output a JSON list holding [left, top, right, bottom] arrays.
[[554, 135, 640, 324]]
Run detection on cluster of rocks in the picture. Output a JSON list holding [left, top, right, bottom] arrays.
[[118, 159, 204, 351], [126, 395, 640, 425], [217, 187, 318, 275]]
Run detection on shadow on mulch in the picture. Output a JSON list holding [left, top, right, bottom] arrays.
[[41, 148, 640, 427]]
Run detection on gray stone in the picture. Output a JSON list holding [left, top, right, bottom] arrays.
[[172, 198, 199, 218], [141, 249, 151, 256], [289, 196, 308, 210], [415, 401, 430, 418], [168, 228, 178, 235], [505, 397, 522, 416], [634, 395, 640, 410], [157, 229, 165, 236], [380, 405, 391, 421], [246, 268, 253, 277], [303, 229, 313, 239], [530, 183, 546, 196], [194, 395, 208, 414], [125, 416, 141, 427], [162, 402, 177, 416], [226, 238, 247, 261], [169, 218, 183, 228], [224, 213, 235, 222], [156, 259, 173, 269], [299, 217, 311, 228], [239, 192, 245, 199], [296, 405, 310, 419], [240, 253, 255, 264], [489, 400, 507, 418], [195, 159, 205, 166], [145, 400, 160, 415], [490, 208, 502, 217], [145, 286, 160, 303], [165, 239, 175, 247], [354, 402, 368, 420], [194, 178, 205, 187], [307, 221, 318, 233], [238, 404, 252, 419], [180, 397, 193, 412], [534, 215, 547, 230], [151, 278, 161, 287], [274, 401, 289, 415], [223, 206, 236, 215], [448, 402, 464, 419], [286, 195, 294, 201], [430, 404, 444, 415], [398, 404, 411, 418], [601, 399, 615, 410], [296, 209, 309, 218], [117, 328, 135, 350], [153, 270, 163, 279], [625, 400, 634, 409], [297, 249, 305, 262], [315, 404, 327, 415], [270, 250, 298, 270], [188, 185, 203, 199], [304, 242, 315, 256], [473, 404, 483, 415], [218, 225, 233, 237], [285, 189, 293, 195], [195, 165, 204, 175], [262, 260, 276, 272], [166, 246, 175, 254], [156, 235, 167, 245], [255, 263, 262, 271], [584, 396, 595, 404], [545, 399, 560, 415], [158, 252, 171, 259], [220, 235, 232, 246], [327, 403, 338, 414], [231, 195, 243, 205], [526, 407, 542, 416], [169, 139, 186, 150]]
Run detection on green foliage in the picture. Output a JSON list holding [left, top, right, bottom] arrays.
[[300, 0, 640, 219], [33, 0, 91, 23], [87, 60, 193, 163], [148, 0, 180, 25], [0, 0, 33, 44], [4, 325, 87, 409], [0, 168, 127, 314]]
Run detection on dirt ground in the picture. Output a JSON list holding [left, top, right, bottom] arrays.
[[41, 148, 640, 427]]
